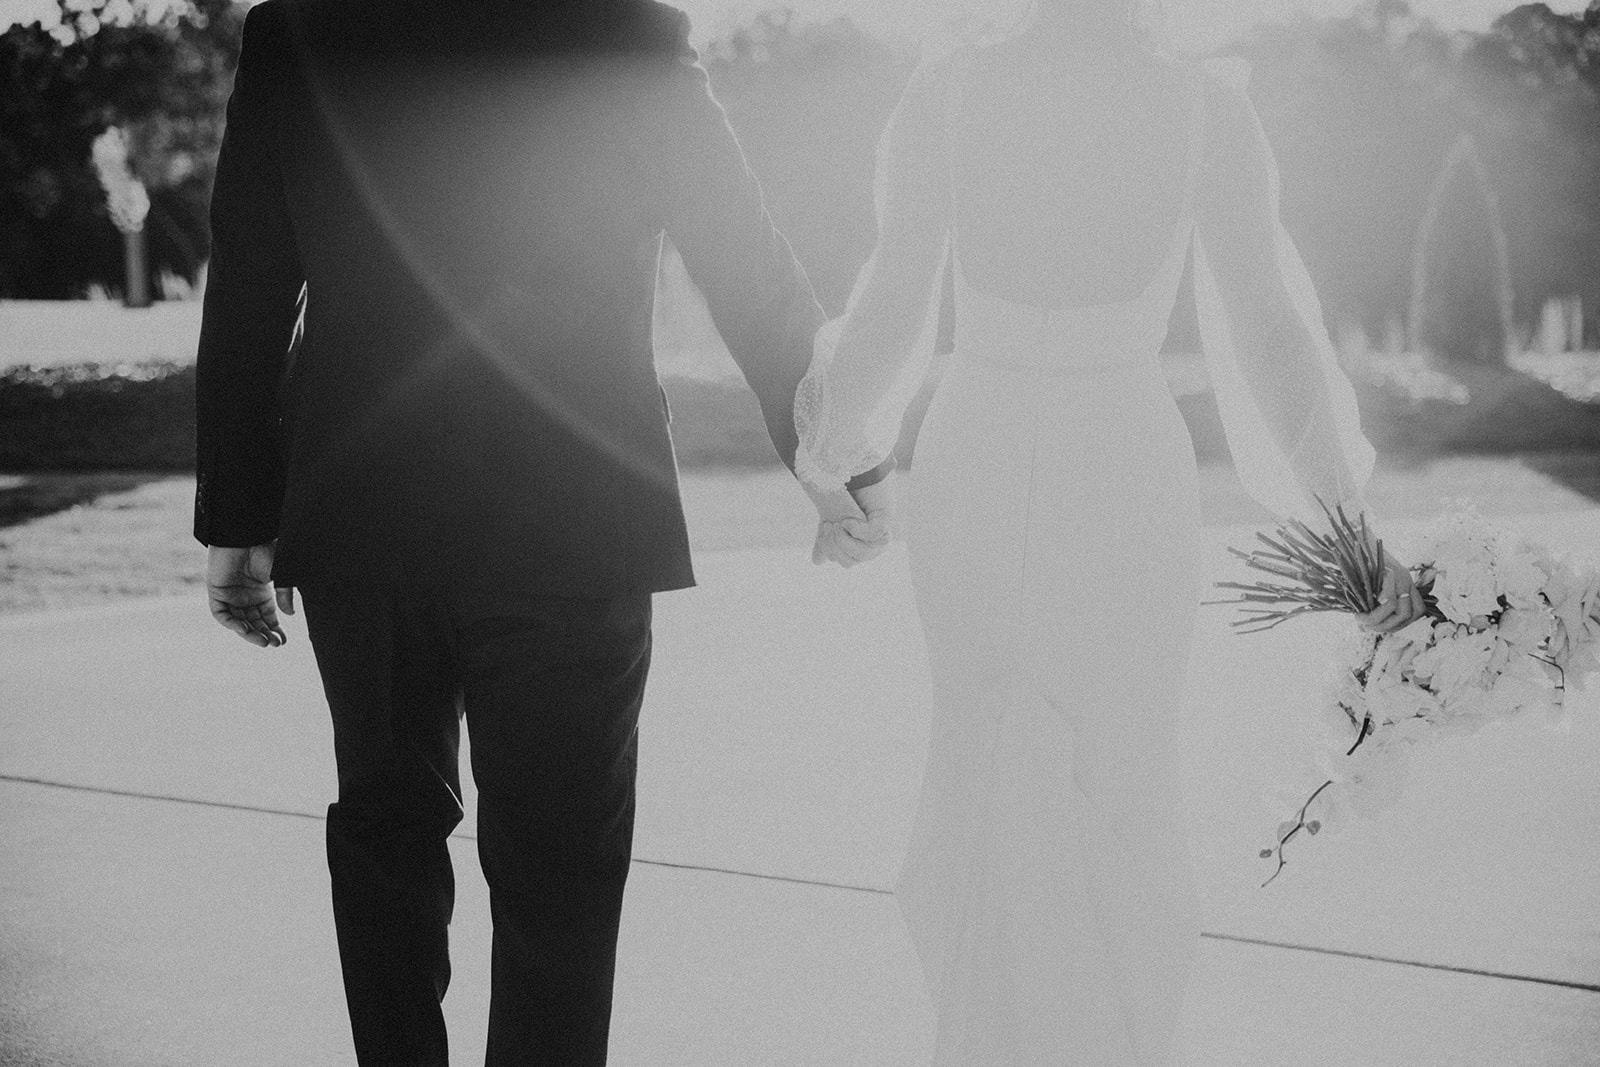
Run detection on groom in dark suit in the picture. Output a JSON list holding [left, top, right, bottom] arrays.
[[195, 1, 887, 1062]]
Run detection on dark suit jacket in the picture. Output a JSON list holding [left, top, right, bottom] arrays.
[[194, 0, 888, 597]]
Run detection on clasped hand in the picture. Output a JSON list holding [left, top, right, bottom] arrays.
[[1354, 551, 1425, 634], [807, 478, 893, 568]]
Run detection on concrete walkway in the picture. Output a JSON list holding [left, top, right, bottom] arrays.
[[4, 517, 1600, 1064]]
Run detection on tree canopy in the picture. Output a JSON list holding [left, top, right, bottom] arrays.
[[1, 0, 243, 297], [2, 0, 1597, 357]]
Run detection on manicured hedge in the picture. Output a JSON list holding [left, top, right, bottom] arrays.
[[891, 360, 1600, 466], [1357, 363, 1600, 454], [676, 359, 1600, 466], [0, 363, 198, 471], [0, 362, 797, 472], [5, 358, 1600, 474]]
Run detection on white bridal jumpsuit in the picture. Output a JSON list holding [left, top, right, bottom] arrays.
[[795, 45, 1374, 1066]]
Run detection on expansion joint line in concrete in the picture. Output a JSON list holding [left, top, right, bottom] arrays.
[[0, 773, 889, 896], [1197, 932, 1600, 995], [6, 772, 1599, 997]]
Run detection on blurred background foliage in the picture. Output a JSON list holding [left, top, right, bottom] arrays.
[[1, 0, 244, 298], [2, 0, 1599, 472], [700, 8, 911, 315], [6, 0, 1593, 329], [1, 0, 1595, 341], [1231, 0, 1600, 358]]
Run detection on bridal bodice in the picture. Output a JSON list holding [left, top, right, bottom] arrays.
[[947, 214, 1193, 377], [793, 44, 1375, 526]]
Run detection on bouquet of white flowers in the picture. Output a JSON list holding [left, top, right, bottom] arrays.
[[1211, 499, 1600, 885]]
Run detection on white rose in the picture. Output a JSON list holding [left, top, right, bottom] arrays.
[[1581, 582, 1600, 647], [1542, 555, 1585, 608], [1495, 543, 1549, 609], [1570, 568, 1600, 628], [1486, 634, 1513, 676], [1510, 632, 1556, 675], [1365, 667, 1438, 726], [1368, 617, 1435, 683], [1413, 627, 1495, 704], [1434, 564, 1502, 625], [1497, 603, 1556, 654], [1550, 567, 1600, 670]]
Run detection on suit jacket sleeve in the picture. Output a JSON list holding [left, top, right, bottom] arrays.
[[193, 1, 305, 548], [649, 14, 892, 490]]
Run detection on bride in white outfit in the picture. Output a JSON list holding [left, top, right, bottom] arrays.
[[794, 1, 1425, 1063]]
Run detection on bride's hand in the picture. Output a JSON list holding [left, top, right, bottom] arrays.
[[805, 481, 891, 567], [1355, 550, 1425, 634], [849, 478, 894, 533]]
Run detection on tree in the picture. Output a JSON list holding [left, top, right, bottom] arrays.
[[701, 10, 914, 313], [1221, 2, 1465, 346], [1460, 3, 1600, 341], [1219, 0, 1600, 358], [0, 0, 244, 298]]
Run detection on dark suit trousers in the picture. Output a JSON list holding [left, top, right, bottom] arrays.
[[300, 580, 652, 1067]]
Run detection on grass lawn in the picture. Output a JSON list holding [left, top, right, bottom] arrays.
[[4, 451, 1600, 616], [0, 473, 203, 614]]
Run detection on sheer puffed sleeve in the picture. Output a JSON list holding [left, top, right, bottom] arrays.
[[1192, 59, 1375, 526], [792, 51, 956, 494]]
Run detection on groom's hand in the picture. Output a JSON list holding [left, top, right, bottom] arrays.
[[207, 543, 293, 648], [849, 479, 893, 535], [805, 479, 893, 568], [814, 521, 887, 567]]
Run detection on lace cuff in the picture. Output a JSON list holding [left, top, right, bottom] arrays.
[[794, 318, 894, 494], [791, 46, 956, 497]]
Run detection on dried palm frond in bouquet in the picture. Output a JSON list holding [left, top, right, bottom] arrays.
[[1210, 498, 1599, 886]]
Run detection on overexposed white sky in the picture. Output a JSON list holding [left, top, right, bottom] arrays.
[[674, 0, 1588, 50]]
